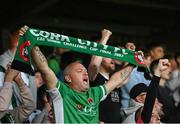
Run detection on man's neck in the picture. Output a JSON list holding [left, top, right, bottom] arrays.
[[69, 83, 87, 93], [159, 79, 166, 86], [99, 66, 110, 80]]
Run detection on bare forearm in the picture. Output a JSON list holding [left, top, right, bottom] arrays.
[[88, 30, 111, 81], [0, 82, 13, 111], [105, 65, 133, 94], [99, 32, 111, 45], [31, 46, 57, 89], [88, 56, 103, 81], [31, 46, 48, 71]]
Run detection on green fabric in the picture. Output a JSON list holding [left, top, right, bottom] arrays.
[[0, 113, 14, 123], [11, 94, 17, 108], [48, 57, 60, 75], [12, 28, 144, 74], [53, 81, 106, 123]]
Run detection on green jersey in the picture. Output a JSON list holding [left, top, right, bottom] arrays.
[[48, 80, 107, 123]]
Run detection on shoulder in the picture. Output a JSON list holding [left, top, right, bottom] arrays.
[[122, 112, 136, 123], [91, 73, 107, 87]]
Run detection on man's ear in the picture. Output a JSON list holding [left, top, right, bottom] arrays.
[[64, 75, 72, 83]]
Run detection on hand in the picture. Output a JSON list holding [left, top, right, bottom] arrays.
[[125, 42, 136, 51], [14, 73, 25, 87], [154, 59, 170, 77], [101, 29, 112, 38], [19, 25, 29, 36], [100, 29, 112, 44], [5, 65, 20, 83]]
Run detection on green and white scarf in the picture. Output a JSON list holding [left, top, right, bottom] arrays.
[[12, 28, 144, 75]]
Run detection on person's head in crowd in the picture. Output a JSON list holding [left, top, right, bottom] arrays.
[[139, 47, 152, 67], [112, 43, 126, 71], [35, 70, 44, 88], [146, 42, 165, 61], [130, 83, 162, 123], [100, 58, 115, 75], [136, 102, 161, 123], [108, 41, 136, 73], [8, 27, 20, 54], [125, 41, 136, 51], [175, 51, 180, 68], [130, 83, 148, 103], [60, 51, 83, 71], [54, 48, 69, 55], [37, 84, 52, 111], [63, 61, 89, 92], [150, 59, 172, 86], [164, 54, 177, 71]]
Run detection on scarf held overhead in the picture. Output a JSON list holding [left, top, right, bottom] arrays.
[[12, 28, 144, 75]]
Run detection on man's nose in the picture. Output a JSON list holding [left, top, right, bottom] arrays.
[[83, 70, 88, 75]]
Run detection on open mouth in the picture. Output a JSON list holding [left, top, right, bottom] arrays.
[[83, 77, 89, 85], [83, 78, 88, 83]]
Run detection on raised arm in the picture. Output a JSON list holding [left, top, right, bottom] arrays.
[[88, 29, 112, 81], [141, 59, 170, 123], [105, 65, 134, 94], [31, 47, 57, 90], [19, 26, 57, 90], [11, 73, 36, 122], [0, 66, 19, 111]]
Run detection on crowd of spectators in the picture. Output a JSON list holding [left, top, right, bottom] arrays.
[[0, 25, 179, 123]]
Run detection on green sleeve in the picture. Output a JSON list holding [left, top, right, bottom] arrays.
[[91, 85, 107, 103], [48, 58, 60, 75], [56, 80, 70, 97]]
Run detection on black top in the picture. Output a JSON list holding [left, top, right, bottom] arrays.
[[91, 73, 122, 123], [158, 85, 180, 123], [141, 75, 160, 123], [137, 66, 152, 80]]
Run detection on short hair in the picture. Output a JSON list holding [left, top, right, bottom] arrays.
[[63, 61, 81, 76], [63, 61, 82, 83], [164, 54, 174, 60], [63, 63, 71, 76], [150, 59, 160, 75], [146, 41, 164, 51]]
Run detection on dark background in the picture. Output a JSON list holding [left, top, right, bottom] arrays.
[[0, 0, 180, 53]]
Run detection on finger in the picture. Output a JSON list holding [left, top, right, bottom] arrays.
[[24, 25, 29, 30], [20, 27, 27, 33], [160, 66, 168, 71], [138, 51, 144, 58], [167, 62, 171, 67], [19, 30, 25, 36], [161, 59, 168, 64]]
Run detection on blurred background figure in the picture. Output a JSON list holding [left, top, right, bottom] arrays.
[[147, 42, 165, 61], [121, 41, 165, 119], [0, 27, 37, 109], [34, 70, 44, 89], [166, 51, 180, 106], [47, 47, 69, 77]]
